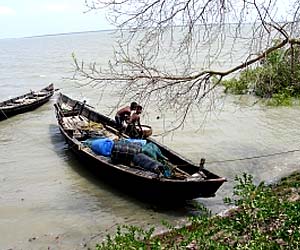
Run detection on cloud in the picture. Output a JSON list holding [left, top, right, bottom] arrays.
[[0, 6, 16, 15]]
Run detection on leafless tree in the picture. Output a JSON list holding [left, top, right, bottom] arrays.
[[73, 0, 300, 130]]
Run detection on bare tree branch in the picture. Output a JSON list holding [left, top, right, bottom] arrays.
[[73, 0, 300, 130]]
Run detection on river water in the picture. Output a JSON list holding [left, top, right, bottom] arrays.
[[1, 31, 300, 250]]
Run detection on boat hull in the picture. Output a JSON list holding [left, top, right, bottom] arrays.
[[0, 84, 54, 121], [54, 93, 226, 202]]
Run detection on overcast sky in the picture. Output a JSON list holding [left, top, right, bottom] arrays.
[[0, 0, 291, 40], [0, 0, 112, 39]]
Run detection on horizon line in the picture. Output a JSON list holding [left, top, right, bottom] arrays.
[[1, 22, 284, 40], [0, 28, 116, 40]]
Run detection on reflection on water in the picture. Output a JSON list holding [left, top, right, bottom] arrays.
[[1, 31, 300, 249]]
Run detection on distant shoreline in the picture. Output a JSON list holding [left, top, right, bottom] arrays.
[[0, 23, 257, 40], [0, 29, 116, 40], [24, 29, 116, 38]]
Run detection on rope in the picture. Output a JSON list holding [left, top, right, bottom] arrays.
[[206, 148, 300, 164]]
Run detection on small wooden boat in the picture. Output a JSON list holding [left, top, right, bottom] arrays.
[[54, 93, 226, 201], [0, 83, 55, 121]]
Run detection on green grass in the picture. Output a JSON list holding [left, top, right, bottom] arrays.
[[96, 172, 300, 249]]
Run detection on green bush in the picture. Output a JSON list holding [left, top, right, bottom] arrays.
[[95, 172, 300, 249], [222, 44, 300, 105]]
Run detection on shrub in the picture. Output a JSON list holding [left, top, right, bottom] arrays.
[[95, 172, 300, 249], [222, 44, 300, 105]]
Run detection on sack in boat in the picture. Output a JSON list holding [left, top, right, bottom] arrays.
[[83, 137, 107, 148], [142, 142, 167, 161], [91, 138, 114, 157], [132, 153, 164, 175], [111, 141, 142, 164]]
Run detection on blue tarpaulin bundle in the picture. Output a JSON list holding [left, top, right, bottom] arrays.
[[91, 138, 114, 157], [124, 138, 147, 146]]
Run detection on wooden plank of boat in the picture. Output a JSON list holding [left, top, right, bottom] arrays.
[[54, 93, 227, 201], [0, 83, 55, 121], [56, 99, 153, 138]]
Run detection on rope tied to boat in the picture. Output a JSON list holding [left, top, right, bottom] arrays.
[[206, 148, 300, 164]]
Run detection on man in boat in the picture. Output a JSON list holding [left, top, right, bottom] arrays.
[[125, 105, 143, 138], [115, 102, 138, 130]]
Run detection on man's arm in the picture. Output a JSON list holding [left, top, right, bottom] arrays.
[[137, 116, 143, 135]]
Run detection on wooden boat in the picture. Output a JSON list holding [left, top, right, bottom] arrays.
[[0, 83, 55, 121], [54, 93, 226, 201]]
